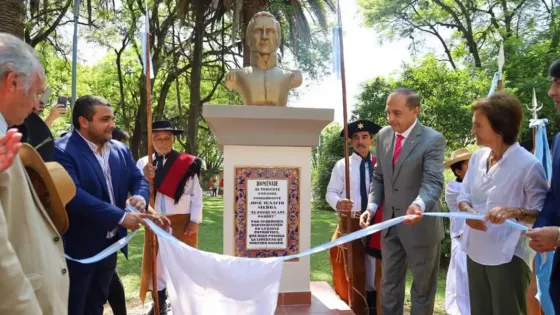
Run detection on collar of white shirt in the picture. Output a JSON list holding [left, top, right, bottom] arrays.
[[75, 130, 110, 155], [0, 112, 7, 134], [395, 118, 418, 140], [351, 151, 371, 161]]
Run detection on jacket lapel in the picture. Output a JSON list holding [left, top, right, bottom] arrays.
[[70, 132, 111, 199], [384, 130, 395, 179], [392, 122, 423, 183]]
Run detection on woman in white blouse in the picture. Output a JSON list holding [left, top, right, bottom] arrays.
[[457, 92, 548, 315]]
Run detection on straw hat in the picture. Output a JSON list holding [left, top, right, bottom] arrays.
[[19, 143, 76, 235], [444, 148, 472, 168]]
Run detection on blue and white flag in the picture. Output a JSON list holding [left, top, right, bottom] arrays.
[[531, 118, 556, 315], [141, 0, 154, 79], [487, 72, 500, 97], [332, 1, 342, 79]]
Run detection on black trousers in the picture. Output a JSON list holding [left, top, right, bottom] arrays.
[[67, 253, 117, 315], [108, 270, 127, 315]]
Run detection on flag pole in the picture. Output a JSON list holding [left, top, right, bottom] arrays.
[[144, 7, 160, 315], [70, 0, 81, 129], [336, 0, 354, 307], [497, 42, 504, 92]]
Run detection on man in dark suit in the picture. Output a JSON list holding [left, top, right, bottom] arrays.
[[527, 58, 560, 314], [54, 95, 151, 315]]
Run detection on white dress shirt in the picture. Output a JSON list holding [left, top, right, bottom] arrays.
[[367, 119, 425, 213], [457, 143, 548, 268], [0, 114, 7, 133], [137, 155, 203, 223], [445, 181, 465, 238], [326, 152, 372, 212]]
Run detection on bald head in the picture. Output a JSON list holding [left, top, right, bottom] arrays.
[[391, 87, 421, 110], [386, 87, 420, 133]]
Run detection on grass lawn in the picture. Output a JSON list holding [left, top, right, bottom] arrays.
[[115, 197, 447, 314]]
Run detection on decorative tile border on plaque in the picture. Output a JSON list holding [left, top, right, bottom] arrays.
[[234, 167, 300, 260]]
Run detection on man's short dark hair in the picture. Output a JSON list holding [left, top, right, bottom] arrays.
[[471, 92, 523, 145], [550, 59, 560, 78], [393, 87, 421, 109], [112, 127, 129, 142], [450, 160, 467, 183], [72, 95, 111, 129]]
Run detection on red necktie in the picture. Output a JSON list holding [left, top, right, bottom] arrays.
[[393, 134, 404, 168]]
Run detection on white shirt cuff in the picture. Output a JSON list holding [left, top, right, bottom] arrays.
[[118, 212, 127, 225], [413, 197, 426, 212], [367, 203, 379, 214]]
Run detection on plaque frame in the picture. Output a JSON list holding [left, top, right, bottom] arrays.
[[233, 166, 300, 259]]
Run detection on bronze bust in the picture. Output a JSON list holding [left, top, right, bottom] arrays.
[[225, 12, 302, 106]]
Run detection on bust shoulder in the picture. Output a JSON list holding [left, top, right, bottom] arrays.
[[225, 68, 250, 88], [289, 69, 302, 88]]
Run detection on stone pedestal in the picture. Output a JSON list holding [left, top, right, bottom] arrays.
[[202, 104, 333, 305]]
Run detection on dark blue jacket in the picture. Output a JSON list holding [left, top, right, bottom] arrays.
[[534, 133, 560, 312], [54, 131, 149, 259]]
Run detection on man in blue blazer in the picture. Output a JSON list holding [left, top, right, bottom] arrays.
[[527, 58, 560, 314], [55, 95, 151, 315]]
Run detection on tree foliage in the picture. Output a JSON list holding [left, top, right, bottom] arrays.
[[312, 123, 344, 205], [353, 56, 490, 150]]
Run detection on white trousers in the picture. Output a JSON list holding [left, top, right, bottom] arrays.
[[445, 237, 471, 315], [365, 255, 377, 291]]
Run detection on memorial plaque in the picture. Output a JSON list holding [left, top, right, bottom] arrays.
[[234, 167, 300, 258], [246, 179, 288, 250]]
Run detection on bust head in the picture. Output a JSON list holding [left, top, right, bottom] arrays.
[[246, 12, 282, 55]]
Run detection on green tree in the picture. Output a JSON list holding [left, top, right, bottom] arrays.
[[312, 122, 343, 206], [353, 55, 490, 150]]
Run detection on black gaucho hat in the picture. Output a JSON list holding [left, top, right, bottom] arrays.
[[148, 120, 183, 135], [340, 119, 382, 138], [12, 113, 55, 162]]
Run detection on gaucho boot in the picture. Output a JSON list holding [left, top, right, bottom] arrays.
[[146, 289, 168, 315], [366, 290, 377, 315]]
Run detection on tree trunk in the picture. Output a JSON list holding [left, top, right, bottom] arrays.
[[185, 1, 206, 155], [242, 0, 267, 67], [115, 40, 130, 128], [130, 78, 149, 160], [0, 0, 25, 39]]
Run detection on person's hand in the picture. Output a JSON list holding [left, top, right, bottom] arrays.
[[336, 199, 353, 213], [0, 129, 22, 172], [145, 206, 171, 231], [151, 214, 171, 231], [464, 207, 487, 231], [526, 227, 559, 253], [485, 207, 520, 224], [127, 196, 146, 212], [184, 221, 199, 236], [47, 104, 67, 120], [403, 204, 422, 225], [359, 210, 373, 228], [120, 212, 152, 231], [143, 164, 157, 179]]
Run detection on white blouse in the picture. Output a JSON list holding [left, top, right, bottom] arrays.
[[445, 181, 465, 239], [457, 143, 548, 268]]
